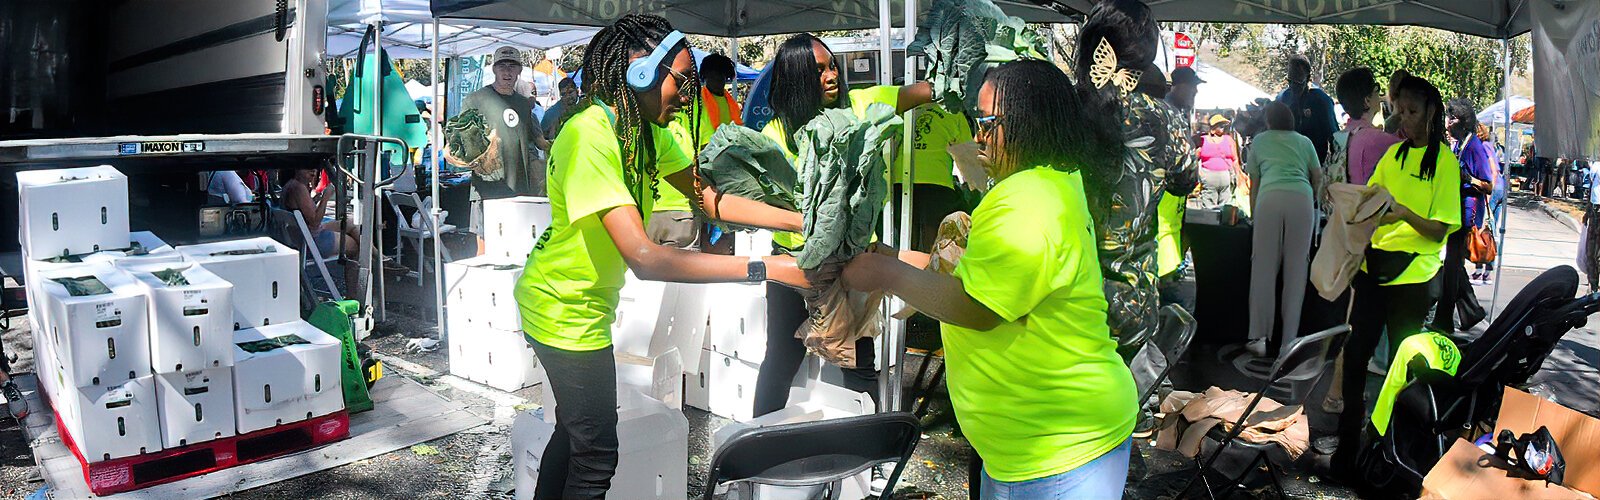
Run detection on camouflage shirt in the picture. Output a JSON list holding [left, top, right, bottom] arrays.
[[1095, 92, 1199, 355]]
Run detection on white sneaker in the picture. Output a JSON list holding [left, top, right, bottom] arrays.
[[869, 463, 893, 496]]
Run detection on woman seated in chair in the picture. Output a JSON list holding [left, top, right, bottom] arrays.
[[281, 167, 405, 292], [842, 59, 1135, 499]]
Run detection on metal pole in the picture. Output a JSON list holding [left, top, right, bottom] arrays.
[[433, 18, 447, 344], [892, 0, 917, 414], [876, 0, 896, 413], [1491, 36, 1512, 318]]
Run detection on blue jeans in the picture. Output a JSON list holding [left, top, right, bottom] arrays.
[[979, 439, 1132, 500]]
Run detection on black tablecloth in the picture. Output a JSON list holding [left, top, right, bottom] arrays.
[[1185, 220, 1349, 348]]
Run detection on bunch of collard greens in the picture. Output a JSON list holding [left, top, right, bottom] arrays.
[[793, 103, 904, 269], [697, 124, 799, 215], [909, 0, 1046, 114], [442, 108, 491, 163]]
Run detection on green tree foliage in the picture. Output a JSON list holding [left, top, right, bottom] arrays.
[[1183, 23, 1529, 108]]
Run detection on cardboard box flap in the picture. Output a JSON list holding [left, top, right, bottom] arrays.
[[1422, 439, 1594, 499], [1493, 388, 1600, 497]]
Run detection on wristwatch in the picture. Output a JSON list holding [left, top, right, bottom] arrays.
[[746, 255, 767, 283]]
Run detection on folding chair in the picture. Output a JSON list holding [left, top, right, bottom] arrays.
[[292, 209, 343, 301], [1179, 324, 1351, 499], [1131, 305, 1199, 409], [704, 412, 921, 500], [386, 191, 457, 285]]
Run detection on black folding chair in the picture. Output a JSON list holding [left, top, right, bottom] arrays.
[[1131, 305, 1199, 408], [1179, 324, 1351, 499], [703, 412, 922, 500]]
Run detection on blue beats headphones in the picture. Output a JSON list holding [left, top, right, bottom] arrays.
[[626, 30, 687, 91]]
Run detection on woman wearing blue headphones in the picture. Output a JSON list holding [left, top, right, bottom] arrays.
[[511, 14, 810, 499]]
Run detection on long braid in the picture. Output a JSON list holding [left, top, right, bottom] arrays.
[[575, 14, 696, 211]]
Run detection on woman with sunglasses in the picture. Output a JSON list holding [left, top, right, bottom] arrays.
[[751, 33, 935, 418], [842, 59, 1133, 499], [512, 15, 813, 499]]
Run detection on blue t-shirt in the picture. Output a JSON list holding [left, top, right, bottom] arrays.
[[1277, 86, 1339, 160]]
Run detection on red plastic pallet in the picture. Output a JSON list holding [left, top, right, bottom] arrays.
[[53, 409, 351, 496]]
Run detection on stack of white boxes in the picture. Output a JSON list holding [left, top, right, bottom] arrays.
[[122, 260, 237, 447], [175, 237, 345, 434], [443, 256, 542, 392], [33, 263, 164, 462], [17, 166, 347, 464], [686, 229, 775, 421], [443, 197, 549, 392]]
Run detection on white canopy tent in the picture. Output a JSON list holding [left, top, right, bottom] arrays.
[[1155, 59, 1272, 111], [330, 0, 598, 57], [1477, 95, 1535, 126]]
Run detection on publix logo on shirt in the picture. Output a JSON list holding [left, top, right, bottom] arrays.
[[504, 109, 520, 128]]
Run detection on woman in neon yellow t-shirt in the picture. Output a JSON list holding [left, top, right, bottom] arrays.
[[512, 15, 813, 499], [1331, 75, 1460, 479], [843, 60, 1136, 498], [750, 33, 935, 418]]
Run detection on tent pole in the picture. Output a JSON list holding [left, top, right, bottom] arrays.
[[877, 0, 897, 414], [728, 37, 741, 102], [433, 17, 447, 347], [1491, 36, 1512, 318], [894, 0, 918, 414]]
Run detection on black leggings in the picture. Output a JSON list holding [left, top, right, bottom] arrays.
[[752, 281, 878, 417], [526, 338, 619, 500], [1432, 228, 1469, 332], [1336, 272, 1438, 465]]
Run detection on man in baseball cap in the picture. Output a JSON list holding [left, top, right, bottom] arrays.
[[456, 45, 548, 240], [1167, 66, 1205, 117]]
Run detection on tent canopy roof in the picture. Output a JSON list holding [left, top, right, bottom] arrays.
[[331, 0, 599, 56], [1048, 0, 1533, 39], [428, 0, 1072, 37]]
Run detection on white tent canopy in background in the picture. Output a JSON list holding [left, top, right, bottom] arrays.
[[329, 0, 598, 57], [1155, 60, 1271, 111], [1477, 95, 1534, 127]]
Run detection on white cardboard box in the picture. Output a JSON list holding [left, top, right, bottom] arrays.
[[684, 349, 712, 411], [733, 229, 775, 257], [57, 375, 162, 463], [708, 283, 768, 364], [617, 349, 683, 411], [482, 196, 552, 262], [449, 326, 543, 392], [123, 261, 235, 373], [34, 263, 151, 388], [177, 237, 300, 330], [443, 256, 525, 333], [611, 274, 677, 359], [513, 389, 688, 500], [701, 351, 824, 422], [17, 165, 130, 258], [231, 321, 345, 434], [154, 368, 236, 448]]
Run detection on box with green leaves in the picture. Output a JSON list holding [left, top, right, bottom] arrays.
[[176, 237, 299, 330], [231, 320, 344, 434], [124, 261, 235, 374], [35, 262, 151, 389]]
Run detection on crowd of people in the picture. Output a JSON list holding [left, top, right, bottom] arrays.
[[256, 0, 1540, 497]]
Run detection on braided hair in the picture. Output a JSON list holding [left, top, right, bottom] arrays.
[[1392, 75, 1446, 180], [984, 60, 1123, 183], [574, 14, 699, 210]]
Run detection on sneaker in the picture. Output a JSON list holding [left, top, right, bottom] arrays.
[[1245, 339, 1268, 357], [868, 463, 892, 496], [2, 380, 28, 421], [1321, 396, 1345, 414]]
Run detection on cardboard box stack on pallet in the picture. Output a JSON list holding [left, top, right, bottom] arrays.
[[18, 166, 346, 489]]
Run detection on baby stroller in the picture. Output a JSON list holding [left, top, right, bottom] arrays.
[[1355, 265, 1600, 497]]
